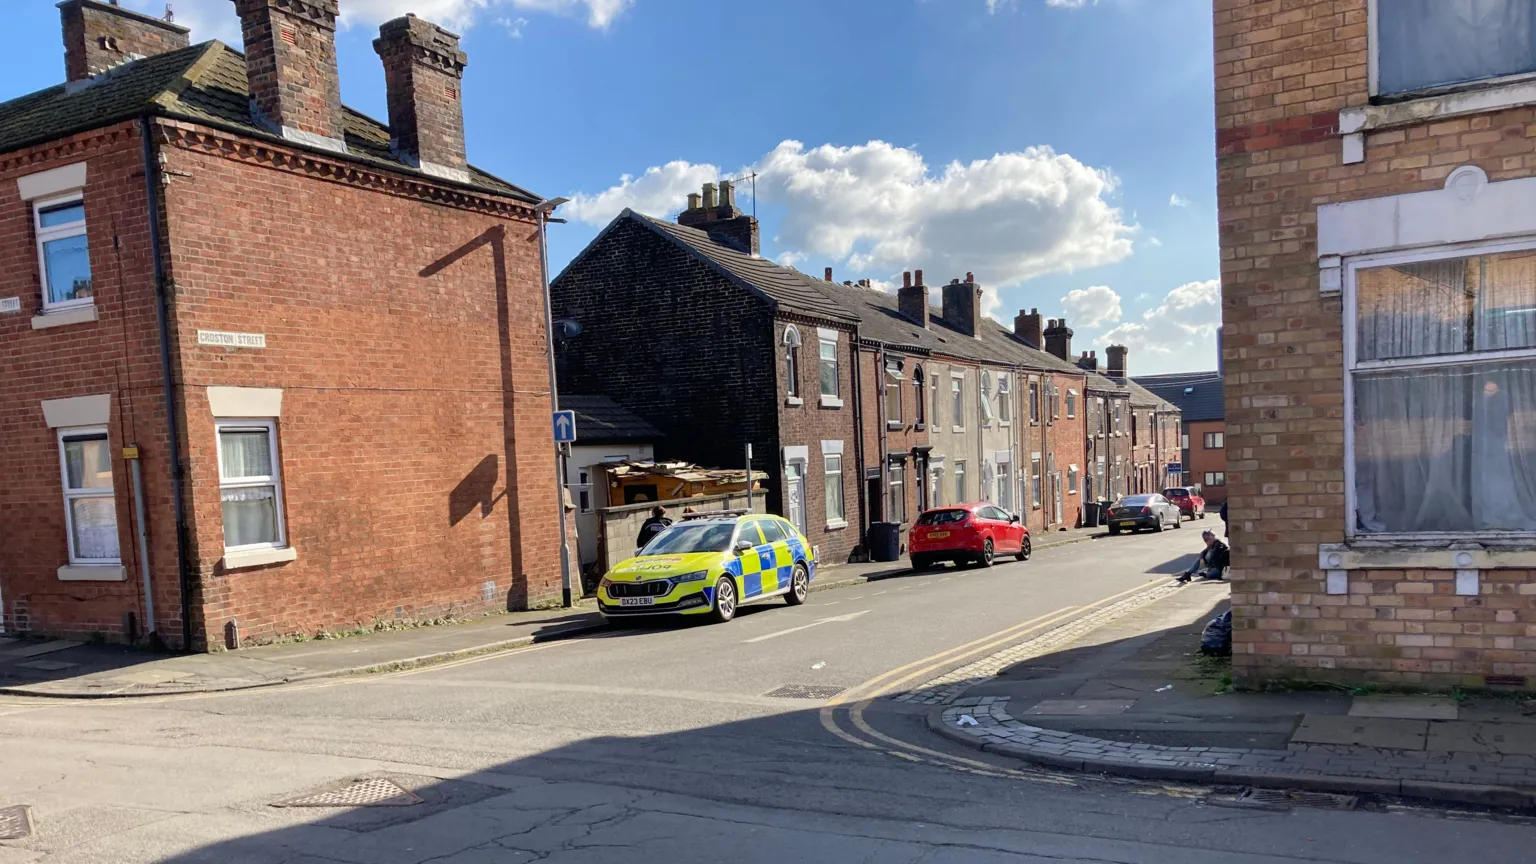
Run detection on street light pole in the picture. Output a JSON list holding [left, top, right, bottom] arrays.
[[536, 196, 572, 608]]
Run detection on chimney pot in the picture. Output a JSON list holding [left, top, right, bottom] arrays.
[[825, 267, 833, 282], [61, 0, 189, 82], [678, 181, 757, 254], [902, 271, 912, 289], [235, 0, 344, 147], [688, 193, 702, 211], [914, 269, 924, 285], [965, 271, 974, 283], [951, 278, 959, 284], [701, 182, 718, 210], [375, 14, 470, 181]]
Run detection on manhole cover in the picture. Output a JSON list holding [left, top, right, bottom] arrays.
[[0, 805, 33, 840], [1209, 788, 1358, 811], [273, 778, 424, 808], [765, 684, 846, 700]]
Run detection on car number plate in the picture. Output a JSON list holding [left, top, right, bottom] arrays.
[[619, 597, 654, 607], [928, 531, 950, 539], [1118, 521, 1136, 528]]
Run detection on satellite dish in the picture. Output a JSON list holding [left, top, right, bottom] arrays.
[[553, 318, 583, 339]]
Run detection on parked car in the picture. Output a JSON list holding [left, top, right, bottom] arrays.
[[1161, 486, 1206, 521], [909, 503, 1031, 570], [596, 512, 815, 623], [1105, 494, 1182, 535]]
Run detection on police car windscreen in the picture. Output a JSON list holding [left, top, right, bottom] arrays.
[[644, 523, 735, 555]]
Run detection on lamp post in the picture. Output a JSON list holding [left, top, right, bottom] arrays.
[[536, 196, 572, 607]]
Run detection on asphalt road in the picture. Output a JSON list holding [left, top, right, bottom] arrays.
[[3, 528, 1534, 863]]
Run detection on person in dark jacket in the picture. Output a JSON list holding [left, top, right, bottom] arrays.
[[1219, 500, 1228, 537], [1178, 530, 1230, 584], [636, 506, 672, 551]]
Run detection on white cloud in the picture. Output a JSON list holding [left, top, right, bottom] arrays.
[[1100, 279, 1222, 368], [1060, 285, 1122, 330], [1045, 0, 1095, 8], [1168, 193, 1191, 208], [757, 139, 1133, 289], [498, 16, 531, 37], [565, 160, 721, 225], [1146, 237, 1163, 247], [123, 0, 629, 45]]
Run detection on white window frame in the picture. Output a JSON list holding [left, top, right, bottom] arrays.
[[1181, 433, 1190, 450], [1028, 379, 1040, 424], [888, 462, 906, 524], [1204, 472, 1226, 487], [950, 373, 965, 432], [575, 468, 593, 514], [1068, 465, 1079, 495], [215, 418, 288, 552], [1031, 453, 1043, 510], [885, 360, 904, 427], [997, 374, 1012, 425], [913, 364, 926, 427], [1203, 431, 1225, 449], [35, 192, 92, 313], [783, 325, 802, 401], [954, 460, 967, 503], [1066, 389, 1077, 419], [1343, 237, 1536, 541], [1366, 0, 1536, 99], [58, 425, 120, 565], [979, 371, 995, 424], [817, 335, 841, 406], [822, 441, 846, 528]]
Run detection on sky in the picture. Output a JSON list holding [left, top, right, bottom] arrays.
[[9, 0, 1220, 375]]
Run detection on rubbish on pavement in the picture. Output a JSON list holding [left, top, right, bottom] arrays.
[[957, 714, 979, 727], [1155, 685, 1173, 692], [811, 661, 826, 669], [1200, 611, 1233, 656]]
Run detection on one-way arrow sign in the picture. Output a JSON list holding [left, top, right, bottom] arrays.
[[553, 410, 577, 443]]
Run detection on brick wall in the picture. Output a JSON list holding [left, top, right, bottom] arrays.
[[1043, 371, 1087, 528], [776, 321, 859, 563], [157, 121, 558, 647], [0, 121, 183, 643], [1216, 0, 1536, 688], [856, 346, 927, 546], [1186, 419, 1227, 503]]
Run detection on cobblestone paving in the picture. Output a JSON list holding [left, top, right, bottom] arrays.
[[935, 699, 1536, 806], [894, 581, 1184, 705]]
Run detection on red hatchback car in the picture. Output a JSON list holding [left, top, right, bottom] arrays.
[[1162, 487, 1206, 521], [908, 503, 1031, 570]]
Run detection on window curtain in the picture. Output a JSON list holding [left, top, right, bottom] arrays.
[[1378, 0, 1536, 94], [1357, 259, 1470, 361], [220, 430, 273, 479]]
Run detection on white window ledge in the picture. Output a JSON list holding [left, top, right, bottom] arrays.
[[886, 421, 902, 430], [222, 546, 297, 570], [825, 520, 848, 530], [819, 395, 843, 409], [1341, 79, 1536, 135], [32, 305, 98, 330], [785, 396, 804, 407], [1319, 542, 1536, 571], [58, 564, 125, 581]]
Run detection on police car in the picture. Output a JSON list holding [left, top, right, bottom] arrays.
[[597, 510, 816, 623]]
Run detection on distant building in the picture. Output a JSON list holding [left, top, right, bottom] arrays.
[[559, 395, 662, 572], [1135, 372, 1225, 504]]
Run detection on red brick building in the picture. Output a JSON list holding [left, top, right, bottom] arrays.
[[0, 1, 560, 649], [1136, 371, 1226, 504], [1217, 0, 1536, 688]]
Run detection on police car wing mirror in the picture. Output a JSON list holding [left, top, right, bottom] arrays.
[[734, 540, 755, 555]]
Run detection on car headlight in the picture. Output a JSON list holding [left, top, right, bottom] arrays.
[[598, 577, 612, 589], [670, 571, 709, 584]]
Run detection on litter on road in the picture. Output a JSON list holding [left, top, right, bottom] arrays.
[[957, 714, 979, 727]]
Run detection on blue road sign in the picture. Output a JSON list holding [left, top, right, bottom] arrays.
[[553, 410, 577, 443], [1166, 462, 1183, 474]]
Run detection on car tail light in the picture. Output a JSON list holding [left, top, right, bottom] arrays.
[[1141, 506, 1151, 515]]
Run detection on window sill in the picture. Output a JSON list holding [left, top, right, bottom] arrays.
[[1319, 541, 1536, 571], [1000, 421, 1012, 428], [914, 423, 926, 432], [32, 305, 98, 330], [886, 421, 903, 430], [825, 520, 848, 530], [785, 396, 804, 407], [58, 564, 125, 581], [819, 395, 843, 409], [952, 426, 965, 433], [222, 546, 297, 571], [1342, 78, 1536, 136]]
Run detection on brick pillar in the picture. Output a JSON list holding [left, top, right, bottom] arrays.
[[233, 0, 345, 149], [374, 14, 469, 182]]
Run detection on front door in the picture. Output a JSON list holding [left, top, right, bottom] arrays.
[[784, 463, 807, 536], [1053, 473, 1064, 525]]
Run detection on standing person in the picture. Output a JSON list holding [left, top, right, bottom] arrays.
[[636, 506, 671, 550], [1220, 500, 1228, 537], [1178, 530, 1230, 584]]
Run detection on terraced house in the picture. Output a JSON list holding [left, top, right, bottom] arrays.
[[0, 1, 561, 649], [1217, 0, 1536, 688]]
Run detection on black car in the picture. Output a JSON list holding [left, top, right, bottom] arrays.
[[1105, 494, 1183, 535]]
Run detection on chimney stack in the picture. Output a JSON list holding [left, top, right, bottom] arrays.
[[899, 269, 929, 329], [1106, 344, 1128, 379], [61, 0, 189, 83], [941, 273, 982, 339], [678, 183, 760, 255], [824, 267, 833, 282], [1078, 350, 1098, 372], [1014, 308, 1042, 348], [234, 0, 345, 151], [1044, 317, 1073, 361], [374, 14, 469, 183]]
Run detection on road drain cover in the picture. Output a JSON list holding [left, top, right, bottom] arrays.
[[0, 805, 33, 840], [273, 778, 424, 808], [1210, 788, 1358, 811], [765, 684, 846, 700]]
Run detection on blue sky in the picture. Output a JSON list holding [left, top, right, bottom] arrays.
[[11, 0, 1218, 374]]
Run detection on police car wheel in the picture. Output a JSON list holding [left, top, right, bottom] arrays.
[[710, 577, 738, 623], [785, 563, 809, 606]]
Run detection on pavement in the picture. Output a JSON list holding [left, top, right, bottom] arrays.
[[0, 522, 1110, 699], [926, 578, 1536, 808], [7, 528, 1533, 863]]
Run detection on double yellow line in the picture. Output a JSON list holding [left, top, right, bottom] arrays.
[[818, 578, 1164, 780]]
